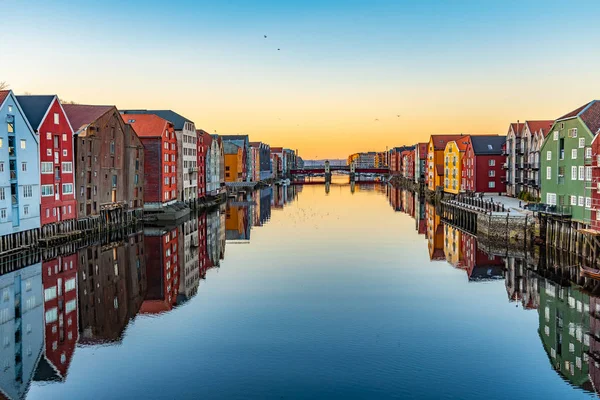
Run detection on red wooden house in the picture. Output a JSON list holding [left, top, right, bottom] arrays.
[[197, 130, 211, 199], [122, 114, 177, 209], [462, 135, 507, 194], [17, 95, 77, 228]]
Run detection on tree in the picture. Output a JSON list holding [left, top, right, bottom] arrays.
[[0, 81, 8, 90]]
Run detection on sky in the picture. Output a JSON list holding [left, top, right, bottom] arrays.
[[2, 0, 600, 159]]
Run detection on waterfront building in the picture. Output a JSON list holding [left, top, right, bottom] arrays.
[[39, 253, 78, 380], [221, 135, 251, 182], [63, 104, 144, 221], [250, 142, 272, 181], [122, 110, 198, 205], [224, 142, 243, 182], [520, 121, 554, 200], [178, 217, 199, 303], [375, 151, 387, 168], [271, 151, 282, 180], [462, 135, 506, 194], [443, 136, 472, 195], [141, 227, 179, 314], [357, 152, 376, 168], [0, 90, 41, 239], [197, 129, 210, 200], [0, 263, 44, 400], [17, 95, 76, 230], [426, 135, 464, 191], [505, 122, 524, 196], [401, 149, 414, 180], [414, 142, 428, 184], [540, 100, 600, 224], [121, 114, 177, 210], [389, 149, 400, 175]]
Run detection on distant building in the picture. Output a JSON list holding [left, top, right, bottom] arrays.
[[520, 120, 554, 200], [221, 135, 251, 182], [427, 135, 465, 191], [505, 122, 524, 197], [121, 114, 178, 209], [224, 142, 243, 182], [250, 142, 272, 181], [414, 143, 428, 183], [462, 135, 506, 194]]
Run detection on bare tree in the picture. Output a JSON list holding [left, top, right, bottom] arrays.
[[0, 81, 8, 90]]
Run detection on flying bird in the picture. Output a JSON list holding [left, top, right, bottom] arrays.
[[374, 119, 380, 122], [264, 35, 267, 38], [396, 115, 401, 117], [278, 48, 281, 51]]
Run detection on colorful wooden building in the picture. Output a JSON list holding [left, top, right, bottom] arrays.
[[443, 136, 471, 194], [462, 135, 506, 193], [426, 135, 464, 191]]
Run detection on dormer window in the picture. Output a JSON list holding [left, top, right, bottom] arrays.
[[128, 119, 136, 123]]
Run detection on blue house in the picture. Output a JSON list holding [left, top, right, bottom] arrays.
[[0, 90, 40, 238]]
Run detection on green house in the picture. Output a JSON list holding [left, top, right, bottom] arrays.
[[540, 101, 600, 224]]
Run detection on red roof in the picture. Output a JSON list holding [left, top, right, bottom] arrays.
[[271, 147, 283, 153], [63, 104, 114, 132], [526, 120, 554, 137], [430, 134, 466, 150], [121, 113, 171, 138], [509, 122, 524, 137], [418, 143, 428, 159], [0, 90, 9, 106], [558, 101, 593, 121], [557, 101, 600, 135], [453, 136, 472, 152]]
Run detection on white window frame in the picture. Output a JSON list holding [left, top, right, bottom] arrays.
[[579, 166, 585, 181], [61, 162, 73, 173], [62, 183, 73, 195], [41, 162, 53, 174], [572, 149, 577, 159], [54, 113, 60, 124], [571, 195, 577, 206], [547, 151, 552, 161], [572, 166, 577, 180], [41, 184, 54, 197], [579, 138, 586, 148], [546, 166, 551, 180], [579, 196, 584, 206]]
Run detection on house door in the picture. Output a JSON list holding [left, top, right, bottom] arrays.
[[56, 206, 61, 222], [112, 190, 117, 202], [55, 183, 60, 200]]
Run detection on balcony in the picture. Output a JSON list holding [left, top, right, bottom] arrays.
[[530, 203, 572, 217], [531, 162, 540, 170], [523, 162, 531, 169], [502, 162, 508, 169], [517, 148, 525, 155], [10, 170, 16, 180], [8, 147, 15, 157]]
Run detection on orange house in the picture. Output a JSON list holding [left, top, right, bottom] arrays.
[[224, 142, 243, 182], [427, 135, 466, 191]]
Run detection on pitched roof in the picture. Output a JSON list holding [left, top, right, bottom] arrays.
[[121, 114, 170, 138], [470, 135, 506, 155], [453, 136, 472, 152], [430, 134, 466, 150], [557, 101, 600, 136], [62, 104, 114, 132], [221, 134, 249, 142], [509, 122, 524, 137], [418, 142, 428, 157], [0, 90, 9, 106], [14, 95, 56, 130], [121, 110, 192, 130], [223, 141, 241, 154], [525, 120, 554, 137]]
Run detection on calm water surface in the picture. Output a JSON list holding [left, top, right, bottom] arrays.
[[2, 180, 597, 399]]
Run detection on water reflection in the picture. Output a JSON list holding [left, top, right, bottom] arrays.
[[0, 185, 300, 399]]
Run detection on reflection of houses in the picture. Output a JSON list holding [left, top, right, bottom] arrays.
[[588, 295, 600, 393], [78, 232, 146, 342], [415, 195, 426, 235], [178, 218, 199, 303], [226, 202, 250, 242], [426, 202, 445, 261], [460, 232, 504, 281], [206, 209, 221, 268], [141, 227, 179, 314], [259, 188, 272, 225], [504, 257, 538, 309], [0, 263, 44, 400], [537, 279, 593, 392], [444, 224, 463, 267], [36, 253, 78, 381]]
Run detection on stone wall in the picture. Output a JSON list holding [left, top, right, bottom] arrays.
[[477, 212, 538, 248]]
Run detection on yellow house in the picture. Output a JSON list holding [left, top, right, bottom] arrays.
[[427, 135, 464, 191], [443, 137, 471, 194]]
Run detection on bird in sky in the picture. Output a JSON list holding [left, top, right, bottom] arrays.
[[396, 115, 401, 117], [278, 48, 281, 51], [264, 35, 267, 38], [374, 119, 379, 122]]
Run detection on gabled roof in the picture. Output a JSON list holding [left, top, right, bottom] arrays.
[[270, 147, 283, 152], [0, 90, 9, 106], [15, 95, 56, 130], [417, 142, 428, 157], [224, 141, 241, 154], [121, 109, 193, 130], [558, 100, 600, 136], [221, 134, 249, 143], [470, 135, 506, 155], [453, 136, 472, 152], [121, 114, 171, 138], [525, 120, 554, 137], [508, 122, 524, 137], [62, 104, 114, 133], [429, 134, 466, 150]]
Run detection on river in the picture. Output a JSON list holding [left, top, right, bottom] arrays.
[[1, 179, 597, 399]]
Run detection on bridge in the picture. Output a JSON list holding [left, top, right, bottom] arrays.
[[290, 166, 389, 175]]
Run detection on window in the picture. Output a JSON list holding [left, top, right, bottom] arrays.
[[62, 162, 73, 173], [20, 139, 26, 149], [62, 149, 67, 157], [586, 147, 592, 159], [579, 166, 585, 180], [572, 166, 577, 180], [164, 154, 168, 162], [41, 185, 54, 196], [23, 205, 28, 215], [488, 159, 495, 167], [41, 162, 53, 173], [488, 181, 495, 188], [8, 122, 14, 133], [580, 167, 590, 185], [21, 162, 27, 172], [586, 197, 592, 209], [0, 188, 3, 201], [44, 286, 57, 301], [0, 209, 6, 220], [572, 149, 577, 159], [579, 196, 584, 206], [546, 166, 551, 180], [488, 170, 495, 177], [23, 185, 32, 198], [569, 128, 578, 137], [45, 307, 58, 324], [112, 175, 117, 187], [164, 142, 168, 149], [110, 141, 115, 154], [571, 195, 577, 206], [579, 138, 585, 148], [47, 149, 51, 156], [62, 183, 73, 194], [65, 299, 76, 314], [134, 174, 139, 184], [553, 131, 558, 141], [54, 113, 59, 124], [546, 193, 557, 205], [546, 151, 552, 161]]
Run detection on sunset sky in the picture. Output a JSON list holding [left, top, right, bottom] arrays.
[[3, 0, 600, 159]]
